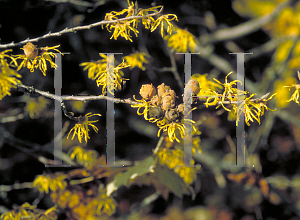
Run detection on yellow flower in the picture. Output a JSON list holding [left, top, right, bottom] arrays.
[[164, 27, 198, 52], [67, 112, 101, 143], [157, 148, 198, 184], [289, 40, 300, 69], [236, 93, 277, 126], [0, 203, 53, 220], [95, 60, 129, 95], [95, 193, 117, 216], [192, 73, 223, 95], [151, 14, 178, 37], [131, 95, 154, 121], [103, 0, 139, 42], [157, 148, 183, 169], [284, 84, 300, 104], [68, 146, 98, 167], [33, 173, 67, 194], [25, 96, 51, 119], [123, 51, 151, 70], [233, 0, 300, 38], [108, 20, 139, 42], [70, 100, 86, 113], [283, 71, 300, 105], [14, 43, 62, 76], [213, 71, 242, 111], [0, 50, 22, 100], [274, 39, 294, 64], [0, 66, 22, 100], [273, 76, 295, 108], [157, 118, 196, 143], [203, 90, 221, 108], [174, 166, 197, 185], [80, 54, 108, 80], [232, 0, 278, 18], [272, 6, 300, 37]]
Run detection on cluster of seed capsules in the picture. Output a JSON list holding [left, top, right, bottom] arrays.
[[138, 80, 200, 123]]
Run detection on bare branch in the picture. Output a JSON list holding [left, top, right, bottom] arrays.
[[0, 182, 33, 192], [0, 6, 164, 49], [15, 83, 140, 105], [45, 0, 95, 7], [200, 0, 292, 44]]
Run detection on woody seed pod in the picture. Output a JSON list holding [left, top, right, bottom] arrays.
[[165, 108, 180, 122], [148, 107, 164, 119], [150, 95, 161, 106], [157, 83, 171, 97], [139, 84, 156, 100], [183, 79, 200, 104], [161, 95, 175, 111], [23, 42, 38, 59], [162, 89, 176, 99], [177, 103, 185, 114]]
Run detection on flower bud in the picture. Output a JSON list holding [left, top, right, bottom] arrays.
[[23, 42, 38, 59], [139, 83, 156, 100]]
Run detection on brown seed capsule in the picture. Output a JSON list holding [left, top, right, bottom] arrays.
[[23, 42, 38, 59], [161, 95, 175, 111], [177, 103, 185, 114], [190, 79, 200, 95], [139, 83, 156, 100], [157, 83, 171, 97], [177, 103, 189, 116], [165, 108, 180, 121], [183, 79, 200, 104], [148, 107, 164, 119], [162, 89, 176, 99], [150, 95, 161, 106]]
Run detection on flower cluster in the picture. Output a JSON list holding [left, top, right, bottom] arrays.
[[284, 71, 300, 105], [0, 203, 57, 220], [33, 173, 67, 194], [67, 112, 101, 143], [209, 71, 244, 111], [234, 93, 277, 126], [233, 0, 300, 93], [50, 186, 117, 219], [164, 27, 198, 53], [14, 43, 63, 76], [131, 83, 196, 142], [157, 149, 197, 184], [0, 50, 22, 100], [25, 96, 51, 119], [103, 0, 178, 41], [195, 72, 277, 126], [80, 54, 130, 95], [68, 146, 98, 168], [122, 51, 151, 70]]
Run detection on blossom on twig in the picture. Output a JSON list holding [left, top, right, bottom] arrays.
[[67, 112, 101, 143]]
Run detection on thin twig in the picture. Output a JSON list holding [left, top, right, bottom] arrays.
[[45, 0, 95, 7], [165, 45, 184, 91], [153, 136, 164, 154], [0, 182, 33, 192], [15, 83, 140, 105], [0, 7, 164, 49]]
